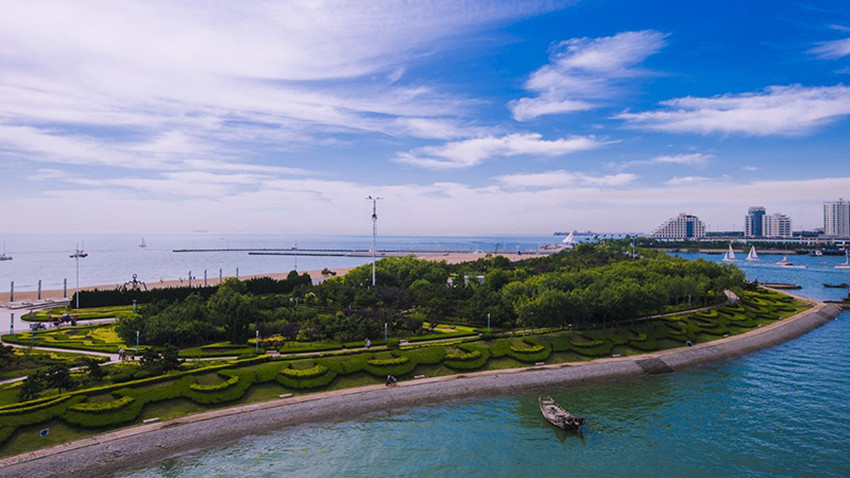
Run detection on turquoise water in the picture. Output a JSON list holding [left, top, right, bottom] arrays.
[[119, 256, 850, 478]]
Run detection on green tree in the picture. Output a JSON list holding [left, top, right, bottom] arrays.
[[82, 357, 105, 381], [45, 364, 73, 393], [206, 279, 255, 344], [140, 345, 182, 375], [18, 370, 45, 401]]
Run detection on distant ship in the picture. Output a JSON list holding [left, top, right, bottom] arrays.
[[70, 243, 88, 258], [0, 242, 11, 261], [776, 255, 807, 269], [139, 237, 147, 248]]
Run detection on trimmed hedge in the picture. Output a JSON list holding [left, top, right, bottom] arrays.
[[189, 374, 240, 392], [280, 364, 329, 379], [444, 350, 481, 361], [69, 396, 135, 414], [276, 367, 337, 389], [366, 357, 410, 366]]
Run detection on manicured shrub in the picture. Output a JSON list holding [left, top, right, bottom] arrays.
[[0, 396, 73, 417], [280, 364, 329, 379], [366, 357, 409, 366], [276, 367, 337, 389], [444, 350, 481, 361], [188, 374, 240, 392], [69, 396, 135, 414]]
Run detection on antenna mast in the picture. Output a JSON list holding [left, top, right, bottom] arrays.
[[367, 195, 383, 287]]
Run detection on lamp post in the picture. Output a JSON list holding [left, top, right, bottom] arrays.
[[366, 195, 383, 287], [136, 330, 140, 348], [255, 330, 259, 354], [71, 245, 86, 309]]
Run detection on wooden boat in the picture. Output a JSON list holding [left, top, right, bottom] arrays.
[[823, 283, 849, 288], [539, 396, 584, 431]]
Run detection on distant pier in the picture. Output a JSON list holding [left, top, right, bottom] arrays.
[[173, 248, 547, 258]]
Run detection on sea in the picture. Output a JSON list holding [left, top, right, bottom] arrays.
[[0, 233, 569, 295], [2, 236, 849, 477]]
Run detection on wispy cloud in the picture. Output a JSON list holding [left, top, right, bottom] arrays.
[[509, 30, 668, 121], [16, 173, 850, 234], [615, 84, 850, 136], [742, 165, 759, 171], [665, 175, 713, 186], [808, 38, 850, 59], [394, 133, 609, 169], [0, 1, 563, 175], [609, 152, 713, 171], [496, 170, 637, 188]]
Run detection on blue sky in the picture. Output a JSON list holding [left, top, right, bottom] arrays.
[[1, 0, 849, 235]]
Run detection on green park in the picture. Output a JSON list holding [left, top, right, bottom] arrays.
[[0, 244, 810, 456]]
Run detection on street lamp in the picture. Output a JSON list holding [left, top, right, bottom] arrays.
[[70, 244, 87, 309]]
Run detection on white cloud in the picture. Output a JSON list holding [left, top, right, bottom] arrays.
[[0, 0, 564, 176], [665, 176, 713, 186], [610, 152, 713, 171], [808, 38, 850, 59], [496, 170, 637, 188], [650, 153, 713, 166], [12, 174, 850, 234], [510, 30, 667, 121], [394, 133, 609, 169], [742, 165, 759, 171], [615, 84, 850, 136]]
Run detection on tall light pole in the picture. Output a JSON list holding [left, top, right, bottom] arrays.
[[366, 195, 383, 287], [70, 244, 86, 309]]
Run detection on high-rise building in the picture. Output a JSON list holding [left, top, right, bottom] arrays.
[[823, 199, 850, 237], [650, 213, 706, 239], [745, 206, 766, 237], [763, 213, 792, 238]]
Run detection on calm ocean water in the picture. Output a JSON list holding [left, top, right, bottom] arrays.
[[0, 233, 563, 293], [117, 251, 850, 478]]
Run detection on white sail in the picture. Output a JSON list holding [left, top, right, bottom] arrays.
[[837, 251, 850, 269], [723, 244, 736, 262], [561, 231, 575, 244], [139, 237, 147, 248], [746, 246, 759, 261]]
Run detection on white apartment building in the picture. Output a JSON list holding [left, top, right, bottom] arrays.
[[650, 213, 706, 239], [824, 199, 850, 237], [763, 213, 792, 238]]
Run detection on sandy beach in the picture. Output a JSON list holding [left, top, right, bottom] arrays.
[[0, 301, 840, 478]]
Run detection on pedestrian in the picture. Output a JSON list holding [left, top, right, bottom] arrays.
[[365, 338, 371, 348]]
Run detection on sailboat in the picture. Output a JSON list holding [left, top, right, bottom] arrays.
[[837, 251, 850, 270], [746, 246, 759, 261], [139, 237, 147, 248], [0, 242, 11, 261], [70, 242, 88, 258], [722, 244, 736, 262]]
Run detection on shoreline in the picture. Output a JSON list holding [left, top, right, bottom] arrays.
[[0, 301, 841, 478], [0, 252, 514, 304]]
